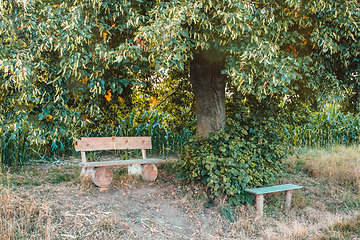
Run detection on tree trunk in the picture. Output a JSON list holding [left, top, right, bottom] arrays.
[[190, 49, 227, 137]]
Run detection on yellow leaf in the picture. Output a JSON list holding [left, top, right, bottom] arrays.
[[46, 115, 53, 122], [118, 96, 125, 104], [149, 96, 158, 106], [105, 90, 111, 102], [80, 75, 88, 83]]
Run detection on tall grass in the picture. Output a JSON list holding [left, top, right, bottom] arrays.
[[286, 145, 360, 194], [0, 123, 44, 169], [283, 104, 360, 147], [80, 109, 194, 155], [3, 102, 359, 167], [0, 109, 195, 167]]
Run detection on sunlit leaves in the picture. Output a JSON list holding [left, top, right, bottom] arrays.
[[132, 0, 359, 104], [0, 0, 151, 144], [0, 0, 359, 146]]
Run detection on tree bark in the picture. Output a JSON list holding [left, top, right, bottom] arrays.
[[190, 49, 227, 137]]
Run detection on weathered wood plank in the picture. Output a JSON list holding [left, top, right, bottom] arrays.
[[91, 167, 113, 189], [79, 158, 166, 168], [285, 190, 293, 209], [244, 184, 302, 195], [256, 194, 264, 216], [141, 149, 147, 159], [81, 151, 86, 163], [141, 164, 158, 181], [74, 137, 152, 151]]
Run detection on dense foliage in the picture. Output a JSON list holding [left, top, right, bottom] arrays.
[[1, 0, 359, 134], [177, 99, 288, 205]]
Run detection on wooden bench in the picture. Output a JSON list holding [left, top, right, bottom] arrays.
[[245, 184, 303, 215], [74, 136, 165, 191]]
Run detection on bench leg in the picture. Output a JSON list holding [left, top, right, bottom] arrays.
[[128, 164, 143, 176], [92, 167, 113, 191], [256, 194, 264, 216], [141, 163, 158, 181], [80, 167, 95, 179], [80, 167, 113, 191], [285, 190, 293, 210]]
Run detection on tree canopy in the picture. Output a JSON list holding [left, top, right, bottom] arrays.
[[1, 0, 359, 139]]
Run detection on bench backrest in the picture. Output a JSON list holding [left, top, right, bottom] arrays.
[[74, 137, 152, 152]]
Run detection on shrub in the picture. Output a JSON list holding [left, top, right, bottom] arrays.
[[176, 111, 288, 205]]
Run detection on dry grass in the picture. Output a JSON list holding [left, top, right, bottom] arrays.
[[0, 185, 52, 239], [287, 145, 360, 194], [0, 147, 359, 239]]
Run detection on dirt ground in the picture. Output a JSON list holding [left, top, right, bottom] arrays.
[[36, 180, 224, 239], [3, 155, 360, 240], [9, 158, 240, 240]]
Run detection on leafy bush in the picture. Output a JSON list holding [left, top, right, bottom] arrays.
[[176, 111, 288, 205]]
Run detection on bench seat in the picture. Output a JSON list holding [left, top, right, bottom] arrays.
[[245, 184, 303, 215], [245, 184, 302, 195], [79, 158, 166, 168]]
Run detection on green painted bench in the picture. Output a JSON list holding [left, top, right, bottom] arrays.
[[245, 184, 303, 215]]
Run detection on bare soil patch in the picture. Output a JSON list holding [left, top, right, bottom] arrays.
[[2, 158, 235, 239]]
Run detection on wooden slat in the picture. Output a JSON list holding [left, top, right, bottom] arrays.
[[244, 184, 302, 195], [285, 190, 293, 209], [74, 137, 152, 151], [79, 158, 166, 168], [256, 194, 264, 215], [141, 149, 147, 159], [81, 151, 86, 163]]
